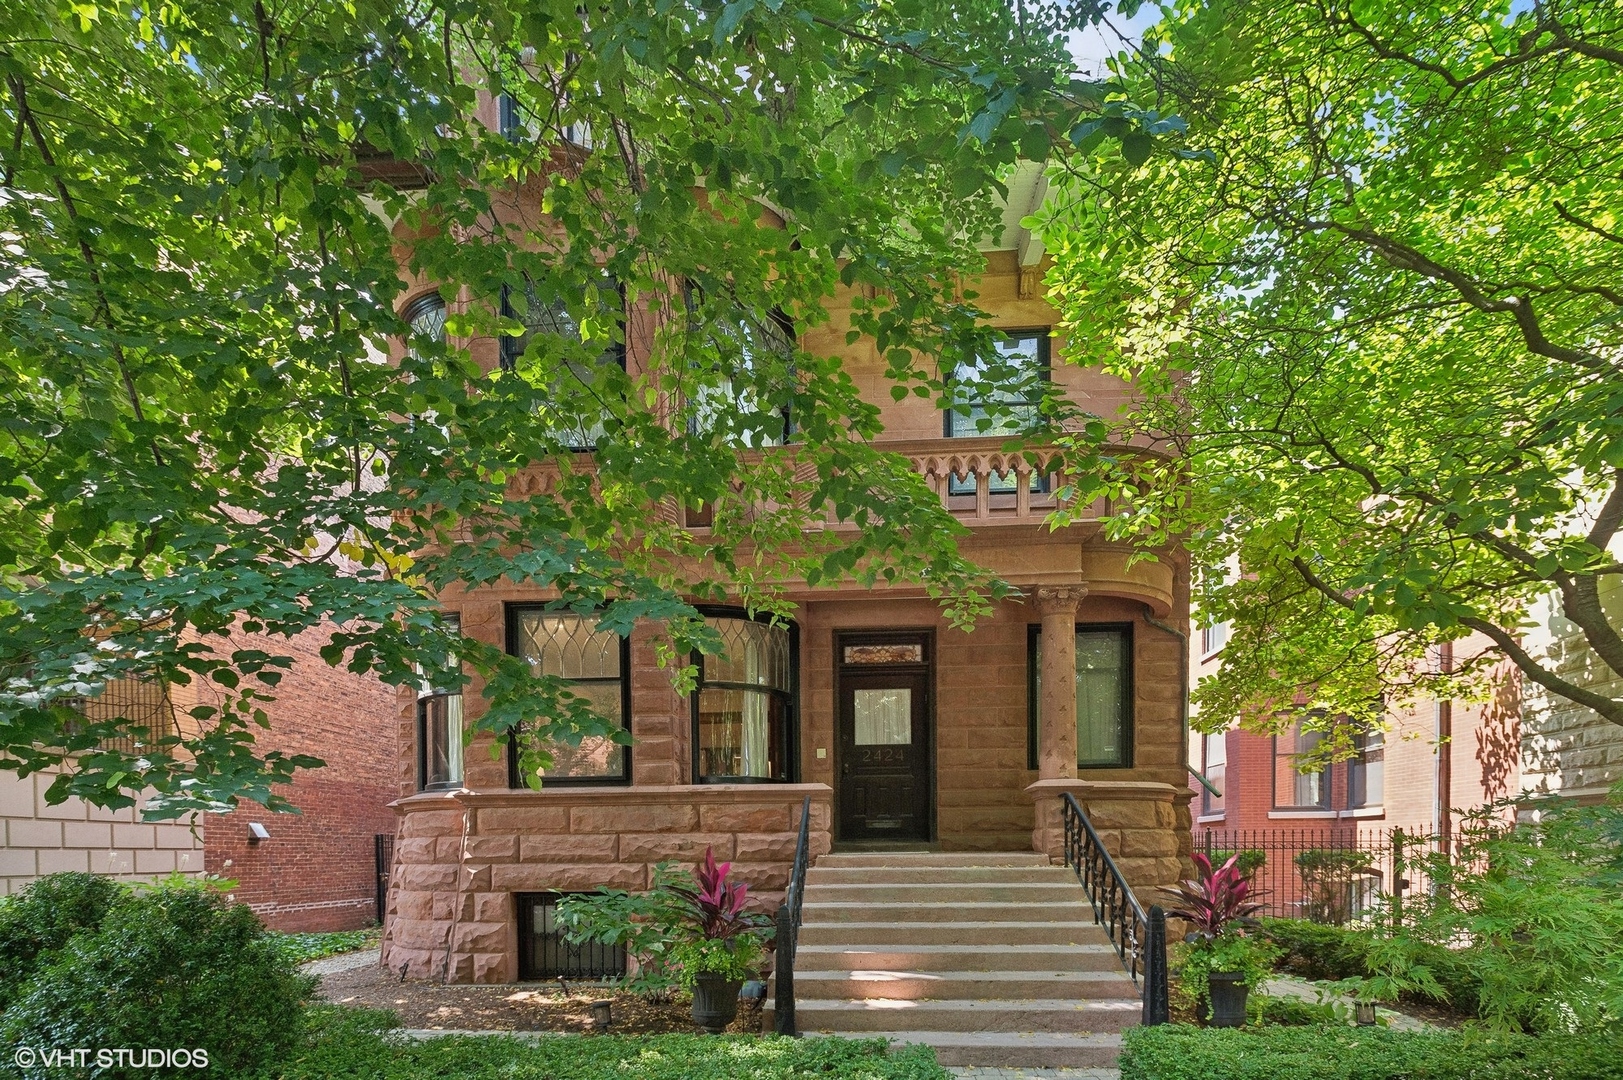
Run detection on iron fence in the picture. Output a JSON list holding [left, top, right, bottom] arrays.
[[373, 833, 394, 926], [1196, 827, 1441, 926]]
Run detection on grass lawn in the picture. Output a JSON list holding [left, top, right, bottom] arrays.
[[267, 1007, 948, 1079]]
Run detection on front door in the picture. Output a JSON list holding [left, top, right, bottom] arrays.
[[838, 666, 932, 842]]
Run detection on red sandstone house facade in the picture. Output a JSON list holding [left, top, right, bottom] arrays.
[[378, 133, 1196, 982]]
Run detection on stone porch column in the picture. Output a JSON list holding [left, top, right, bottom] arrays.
[[1035, 585, 1087, 780]]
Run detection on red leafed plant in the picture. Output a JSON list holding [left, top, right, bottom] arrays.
[[1165, 852, 1265, 939], [668, 847, 770, 942]]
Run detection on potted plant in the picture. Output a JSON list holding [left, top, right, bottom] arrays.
[[556, 848, 771, 1034], [1165, 852, 1277, 1027], [668, 847, 771, 1033]]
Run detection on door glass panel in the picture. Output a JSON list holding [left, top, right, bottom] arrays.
[[854, 688, 912, 745]]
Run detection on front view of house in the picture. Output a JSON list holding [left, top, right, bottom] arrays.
[[380, 162, 1195, 985]]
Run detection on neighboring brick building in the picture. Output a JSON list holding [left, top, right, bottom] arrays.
[[2, 626, 398, 933], [1187, 628, 1519, 841], [203, 624, 400, 931]]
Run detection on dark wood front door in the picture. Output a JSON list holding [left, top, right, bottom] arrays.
[[838, 669, 932, 841]]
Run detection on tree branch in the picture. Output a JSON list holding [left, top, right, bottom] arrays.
[[1462, 616, 1623, 729]]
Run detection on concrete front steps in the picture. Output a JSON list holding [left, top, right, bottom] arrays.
[[767, 852, 1142, 1069]]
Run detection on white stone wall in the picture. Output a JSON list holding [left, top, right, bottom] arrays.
[[1520, 554, 1623, 802], [0, 770, 203, 896]]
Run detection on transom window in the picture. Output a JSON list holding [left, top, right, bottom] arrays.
[[1028, 625, 1133, 769], [693, 614, 795, 782], [403, 292, 447, 348], [508, 608, 629, 784]]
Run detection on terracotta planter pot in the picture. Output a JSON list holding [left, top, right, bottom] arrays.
[[691, 972, 743, 1033], [1208, 971, 1249, 1028]]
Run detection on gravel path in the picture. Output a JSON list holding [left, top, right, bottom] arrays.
[[300, 947, 382, 977]]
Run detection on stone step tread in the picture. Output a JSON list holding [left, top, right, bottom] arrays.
[[796, 970, 1136, 983], [783, 997, 1143, 1034], [831, 1032, 1124, 1049], [818, 853, 1054, 867], [798, 944, 1118, 955], [804, 901, 1094, 912], [785, 998, 1142, 1013], [799, 920, 1111, 934], [806, 884, 1089, 898], [807, 868, 1078, 884]]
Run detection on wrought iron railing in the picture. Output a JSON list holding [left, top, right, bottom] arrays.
[[1060, 791, 1168, 1025], [773, 794, 813, 1036]]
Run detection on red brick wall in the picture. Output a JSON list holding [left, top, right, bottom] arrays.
[[202, 624, 400, 931]]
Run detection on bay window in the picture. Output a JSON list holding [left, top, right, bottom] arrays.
[[693, 614, 795, 782], [508, 608, 630, 784]]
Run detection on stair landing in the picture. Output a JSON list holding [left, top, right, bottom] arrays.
[[768, 852, 1142, 1069]]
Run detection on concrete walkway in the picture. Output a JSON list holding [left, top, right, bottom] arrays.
[[947, 1069, 1118, 1080], [301, 947, 381, 977]]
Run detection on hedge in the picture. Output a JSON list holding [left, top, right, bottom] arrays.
[[1119, 1025, 1623, 1080], [266, 1007, 949, 1079]]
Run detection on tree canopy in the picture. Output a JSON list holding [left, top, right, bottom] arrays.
[[1042, 0, 1623, 744], [0, 0, 1171, 815]]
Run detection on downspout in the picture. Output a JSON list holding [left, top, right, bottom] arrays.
[[1436, 643, 1454, 859]]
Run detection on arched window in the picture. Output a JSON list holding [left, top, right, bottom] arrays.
[[403, 292, 447, 346]]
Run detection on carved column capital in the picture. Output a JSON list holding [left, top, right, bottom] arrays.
[[1034, 585, 1089, 616]]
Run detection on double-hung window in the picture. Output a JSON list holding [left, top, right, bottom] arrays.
[[944, 330, 1050, 494], [1273, 720, 1332, 810], [693, 614, 796, 782], [1348, 730, 1385, 809], [508, 608, 630, 784], [1201, 729, 1227, 817], [419, 615, 463, 790], [1028, 624, 1133, 769], [499, 276, 626, 450]]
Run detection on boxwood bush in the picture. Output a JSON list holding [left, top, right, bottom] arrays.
[[2, 879, 313, 1078], [0, 872, 127, 1011], [1119, 1025, 1623, 1080]]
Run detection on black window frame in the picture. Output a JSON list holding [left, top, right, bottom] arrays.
[[943, 328, 1052, 439], [515, 892, 628, 980], [1026, 622, 1135, 771], [417, 613, 464, 792], [689, 605, 799, 785], [402, 291, 447, 345], [504, 604, 634, 788]]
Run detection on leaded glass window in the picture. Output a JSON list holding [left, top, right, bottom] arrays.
[[509, 609, 627, 782], [945, 330, 1051, 494], [694, 616, 795, 782], [499, 276, 625, 449]]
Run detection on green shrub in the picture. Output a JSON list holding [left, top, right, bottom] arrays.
[[1259, 918, 1370, 982], [0, 872, 126, 1010], [1253, 994, 1339, 1026], [274, 1005, 950, 1079], [2, 879, 313, 1078], [1208, 848, 1268, 880], [1119, 1025, 1623, 1080]]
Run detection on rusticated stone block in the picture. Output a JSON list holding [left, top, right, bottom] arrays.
[[699, 803, 790, 833], [725, 862, 790, 891], [462, 835, 517, 861], [402, 809, 465, 838], [570, 803, 699, 834], [453, 921, 508, 953], [393, 890, 433, 921], [431, 890, 459, 922], [381, 945, 438, 979], [1079, 799, 1162, 831], [398, 863, 457, 891], [1120, 829, 1180, 858], [471, 891, 511, 922], [477, 806, 569, 833], [471, 951, 510, 984], [396, 837, 437, 864], [733, 833, 796, 861], [387, 917, 450, 950], [490, 861, 645, 892], [619, 832, 734, 863], [520, 834, 618, 862], [435, 837, 465, 861]]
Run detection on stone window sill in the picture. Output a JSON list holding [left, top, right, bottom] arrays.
[[1267, 809, 1336, 819]]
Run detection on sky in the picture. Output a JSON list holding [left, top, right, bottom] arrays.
[[1065, 4, 1166, 78]]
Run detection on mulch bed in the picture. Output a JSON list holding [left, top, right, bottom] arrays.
[[315, 962, 763, 1036]]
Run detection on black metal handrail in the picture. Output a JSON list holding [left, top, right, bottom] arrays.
[[1060, 791, 1168, 1025], [773, 794, 813, 1036]]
